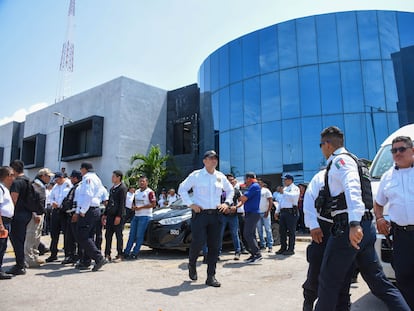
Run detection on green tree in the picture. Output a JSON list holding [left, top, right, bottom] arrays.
[[125, 145, 178, 191]]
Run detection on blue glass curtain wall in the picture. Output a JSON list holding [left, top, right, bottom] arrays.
[[199, 10, 414, 182]]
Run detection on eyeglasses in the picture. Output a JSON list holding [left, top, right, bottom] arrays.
[[391, 146, 409, 154], [319, 140, 329, 148]]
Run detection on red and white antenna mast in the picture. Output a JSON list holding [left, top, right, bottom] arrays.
[[56, 0, 75, 103]]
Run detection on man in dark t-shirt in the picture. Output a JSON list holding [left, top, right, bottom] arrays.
[[8, 160, 32, 275]]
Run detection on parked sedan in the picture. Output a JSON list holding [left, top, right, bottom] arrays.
[[143, 198, 233, 251]]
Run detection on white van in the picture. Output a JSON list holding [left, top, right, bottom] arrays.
[[370, 123, 414, 280]]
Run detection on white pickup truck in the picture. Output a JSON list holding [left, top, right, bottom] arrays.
[[370, 123, 414, 280]]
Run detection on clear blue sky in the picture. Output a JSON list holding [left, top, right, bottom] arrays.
[[1, 0, 413, 125]]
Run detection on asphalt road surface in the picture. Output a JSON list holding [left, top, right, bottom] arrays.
[[2, 235, 389, 311]]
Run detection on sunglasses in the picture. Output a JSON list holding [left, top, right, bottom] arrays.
[[319, 140, 329, 148], [390, 146, 409, 154]]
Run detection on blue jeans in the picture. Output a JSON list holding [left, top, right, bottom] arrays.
[[256, 212, 273, 248], [218, 214, 241, 254], [124, 215, 151, 255]]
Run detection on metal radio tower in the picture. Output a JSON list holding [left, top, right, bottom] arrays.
[[56, 0, 75, 103]]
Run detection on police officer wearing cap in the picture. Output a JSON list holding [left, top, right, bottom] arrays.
[[72, 162, 107, 271], [275, 174, 300, 255], [178, 150, 234, 287], [375, 135, 414, 310], [315, 126, 409, 311]]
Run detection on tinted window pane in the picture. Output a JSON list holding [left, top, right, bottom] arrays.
[[322, 115, 344, 132], [218, 46, 229, 88], [280, 69, 299, 119], [382, 60, 397, 112], [259, 25, 278, 73], [198, 63, 205, 92], [362, 61, 385, 109], [230, 82, 243, 128], [219, 132, 230, 173], [219, 88, 230, 131], [230, 128, 244, 176], [378, 11, 399, 59], [210, 52, 219, 92], [243, 32, 260, 79], [299, 66, 320, 116], [282, 119, 302, 165], [278, 20, 297, 69], [316, 14, 338, 63], [229, 39, 242, 84], [336, 12, 360, 61], [397, 12, 414, 47], [243, 77, 260, 126], [320, 63, 342, 114], [261, 72, 281, 122], [244, 124, 262, 173], [212, 92, 219, 131], [341, 61, 364, 113], [344, 114, 368, 158], [203, 57, 211, 92], [262, 121, 283, 173], [358, 11, 381, 60], [296, 16, 317, 65], [301, 117, 325, 172]]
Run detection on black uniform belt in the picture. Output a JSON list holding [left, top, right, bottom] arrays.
[[200, 209, 218, 215], [1, 216, 12, 223], [391, 222, 414, 232]]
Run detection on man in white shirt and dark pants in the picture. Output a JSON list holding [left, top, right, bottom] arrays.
[[179, 150, 234, 287]]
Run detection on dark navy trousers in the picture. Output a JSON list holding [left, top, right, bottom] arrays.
[[189, 210, 222, 277], [9, 210, 32, 268], [279, 209, 299, 251], [76, 207, 103, 263], [315, 219, 410, 311], [393, 227, 414, 310]]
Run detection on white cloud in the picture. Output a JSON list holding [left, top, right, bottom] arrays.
[[0, 102, 49, 125]]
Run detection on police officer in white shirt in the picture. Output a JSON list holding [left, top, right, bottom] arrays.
[[72, 162, 107, 272], [178, 150, 234, 288], [0, 166, 15, 279], [274, 174, 300, 255], [302, 169, 351, 311], [315, 126, 409, 311], [375, 135, 414, 310]]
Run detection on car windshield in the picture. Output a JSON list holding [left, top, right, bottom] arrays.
[[370, 144, 393, 179], [169, 197, 188, 210]]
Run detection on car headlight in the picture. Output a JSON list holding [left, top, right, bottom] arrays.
[[158, 214, 191, 225]]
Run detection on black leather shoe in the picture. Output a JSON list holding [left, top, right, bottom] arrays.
[[45, 255, 58, 263], [188, 263, 197, 281], [92, 258, 108, 272], [6, 265, 26, 275], [0, 271, 13, 279], [205, 276, 221, 287], [275, 248, 286, 255], [283, 250, 295, 256]]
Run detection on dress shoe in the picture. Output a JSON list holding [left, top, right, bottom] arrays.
[[205, 276, 221, 287], [275, 248, 286, 255], [188, 263, 197, 281], [7, 265, 26, 275], [92, 258, 108, 272], [39, 247, 50, 256], [0, 271, 13, 280], [234, 252, 240, 260], [75, 262, 91, 270], [61, 257, 76, 265], [45, 255, 58, 262], [282, 250, 295, 256]]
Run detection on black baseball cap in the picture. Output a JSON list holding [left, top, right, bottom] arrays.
[[284, 174, 294, 181], [245, 172, 256, 179], [203, 150, 218, 159], [70, 170, 82, 180]]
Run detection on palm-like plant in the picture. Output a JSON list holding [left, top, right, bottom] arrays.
[[125, 145, 174, 191]]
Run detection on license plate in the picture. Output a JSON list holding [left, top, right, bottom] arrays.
[[170, 229, 180, 235]]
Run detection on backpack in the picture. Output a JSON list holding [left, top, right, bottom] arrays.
[[326, 152, 373, 211], [25, 179, 46, 214]]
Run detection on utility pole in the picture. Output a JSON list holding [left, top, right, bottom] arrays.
[[56, 0, 75, 103]]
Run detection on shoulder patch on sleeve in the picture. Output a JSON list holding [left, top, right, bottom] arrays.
[[334, 158, 346, 169]]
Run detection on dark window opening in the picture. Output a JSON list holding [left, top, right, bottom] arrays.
[[21, 133, 46, 168], [173, 121, 192, 155], [61, 116, 103, 162]]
